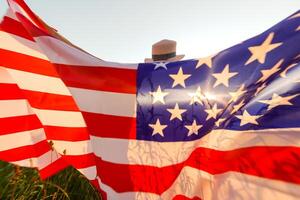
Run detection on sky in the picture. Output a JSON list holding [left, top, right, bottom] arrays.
[[0, 0, 299, 63]]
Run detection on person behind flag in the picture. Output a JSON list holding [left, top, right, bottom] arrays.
[[144, 39, 185, 62]]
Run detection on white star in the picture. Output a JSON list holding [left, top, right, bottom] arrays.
[[280, 63, 298, 78], [259, 93, 298, 110], [230, 100, 246, 114], [229, 84, 246, 102], [149, 86, 169, 104], [212, 64, 238, 88], [149, 119, 167, 137], [254, 83, 267, 96], [188, 86, 205, 105], [185, 120, 202, 136], [245, 32, 282, 65], [215, 118, 226, 127], [231, 100, 246, 114], [236, 110, 261, 126], [289, 13, 300, 20], [196, 55, 214, 68], [169, 67, 191, 88], [167, 103, 186, 121], [154, 62, 168, 70], [257, 59, 284, 83], [205, 104, 222, 119]]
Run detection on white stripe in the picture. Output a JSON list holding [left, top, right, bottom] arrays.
[[6, 68, 71, 95], [0, 128, 45, 151], [36, 36, 138, 69], [37, 149, 61, 170], [32, 108, 86, 127], [69, 87, 136, 117], [0, 67, 16, 84], [0, 31, 48, 60], [50, 140, 92, 156], [12, 150, 61, 170], [78, 166, 97, 180], [205, 171, 300, 200], [98, 177, 161, 200], [98, 168, 300, 200], [92, 128, 300, 167], [0, 99, 33, 118]]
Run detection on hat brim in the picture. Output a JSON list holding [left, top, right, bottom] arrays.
[[144, 54, 185, 63]]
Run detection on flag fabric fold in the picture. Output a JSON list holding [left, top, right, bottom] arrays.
[[0, 0, 300, 199]]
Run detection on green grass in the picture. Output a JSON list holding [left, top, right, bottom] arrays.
[[0, 161, 101, 200]]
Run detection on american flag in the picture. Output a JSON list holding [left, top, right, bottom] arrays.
[[1, 0, 300, 199]]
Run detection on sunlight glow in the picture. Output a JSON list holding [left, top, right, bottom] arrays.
[[203, 92, 217, 100]]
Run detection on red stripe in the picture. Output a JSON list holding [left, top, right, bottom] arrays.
[[64, 153, 96, 169], [44, 126, 90, 141], [0, 49, 59, 77], [0, 115, 42, 135], [14, 12, 53, 38], [2, 10, 136, 95], [82, 112, 136, 139], [0, 140, 50, 162], [39, 157, 69, 179], [173, 195, 201, 200], [0, 16, 34, 41], [0, 49, 136, 94], [56, 64, 136, 94], [21, 89, 78, 111], [90, 179, 107, 200], [96, 146, 300, 194], [90, 179, 100, 190], [13, 12, 86, 54], [0, 83, 23, 100], [0, 84, 78, 112], [9, 0, 49, 33]]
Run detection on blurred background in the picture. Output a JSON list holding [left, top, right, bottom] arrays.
[[0, 0, 299, 63]]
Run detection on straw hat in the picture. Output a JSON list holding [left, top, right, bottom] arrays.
[[144, 39, 185, 63]]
